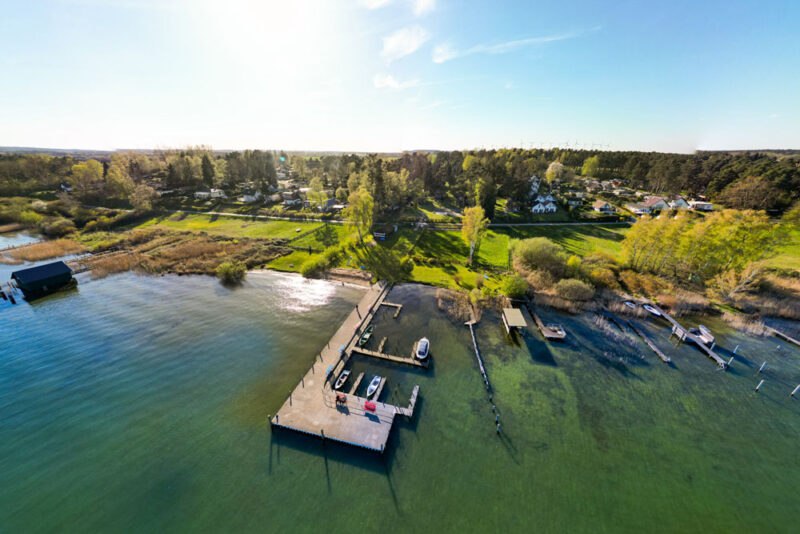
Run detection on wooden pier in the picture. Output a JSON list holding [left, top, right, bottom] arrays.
[[766, 326, 800, 348], [530, 310, 567, 340], [466, 321, 491, 391], [380, 301, 403, 318], [650, 303, 727, 369], [396, 385, 420, 417], [271, 282, 420, 452], [349, 372, 365, 394], [627, 321, 671, 364], [350, 346, 429, 368]]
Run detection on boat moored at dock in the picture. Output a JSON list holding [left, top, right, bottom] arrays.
[[415, 337, 430, 360]]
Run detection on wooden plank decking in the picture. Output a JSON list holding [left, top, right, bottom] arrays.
[[650, 303, 728, 369], [766, 326, 800, 348], [271, 282, 422, 452], [627, 320, 672, 364], [350, 346, 429, 368]]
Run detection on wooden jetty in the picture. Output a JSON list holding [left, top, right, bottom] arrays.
[[396, 385, 420, 417], [531, 311, 567, 340], [372, 377, 388, 400], [271, 282, 420, 452], [349, 372, 365, 394], [377, 336, 387, 352], [466, 321, 491, 391], [380, 301, 403, 318], [766, 326, 800, 348], [627, 320, 671, 364], [650, 303, 727, 369], [350, 346, 429, 368]]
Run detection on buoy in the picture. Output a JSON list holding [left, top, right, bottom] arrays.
[[758, 361, 767, 373], [791, 385, 800, 397], [755, 379, 764, 392]]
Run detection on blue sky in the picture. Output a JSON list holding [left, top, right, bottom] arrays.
[[1, 0, 798, 152]]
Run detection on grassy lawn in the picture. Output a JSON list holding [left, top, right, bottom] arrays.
[[267, 249, 320, 272], [290, 223, 354, 250], [766, 227, 800, 272], [136, 213, 322, 240], [495, 224, 630, 259]]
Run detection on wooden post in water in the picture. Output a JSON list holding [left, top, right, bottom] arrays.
[[758, 361, 767, 374], [728, 356, 734, 367], [755, 379, 765, 393], [791, 385, 800, 397], [733, 345, 740, 354]]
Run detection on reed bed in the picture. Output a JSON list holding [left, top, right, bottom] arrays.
[[8, 239, 86, 262]]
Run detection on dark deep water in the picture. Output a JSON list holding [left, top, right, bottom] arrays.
[[1, 257, 799, 532]]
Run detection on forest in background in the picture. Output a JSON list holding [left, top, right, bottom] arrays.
[[1, 147, 798, 218]]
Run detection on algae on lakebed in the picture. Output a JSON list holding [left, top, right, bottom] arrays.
[[1, 275, 799, 532]]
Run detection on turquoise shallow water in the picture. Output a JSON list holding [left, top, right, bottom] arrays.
[[1, 251, 800, 532]]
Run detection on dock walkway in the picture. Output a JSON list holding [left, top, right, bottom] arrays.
[[530, 310, 567, 340], [350, 346, 429, 368], [766, 326, 800, 348], [651, 304, 727, 369], [272, 282, 408, 452], [627, 320, 671, 364]]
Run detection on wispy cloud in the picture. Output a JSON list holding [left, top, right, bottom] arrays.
[[373, 73, 420, 90], [412, 0, 436, 16], [359, 0, 392, 9], [433, 29, 592, 63], [381, 26, 430, 63]]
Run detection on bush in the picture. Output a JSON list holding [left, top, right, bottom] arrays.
[[39, 217, 77, 237], [554, 278, 595, 301], [526, 269, 555, 291], [216, 260, 247, 284], [587, 267, 619, 289], [513, 237, 566, 278], [501, 275, 529, 299], [299, 255, 329, 278]]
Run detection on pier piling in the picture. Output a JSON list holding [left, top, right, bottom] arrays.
[[791, 385, 800, 397], [758, 361, 767, 374], [755, 379, 765, 393]]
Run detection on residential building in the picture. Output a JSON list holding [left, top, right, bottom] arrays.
[[626, 203, 651, 216], [239, 191, 262, 203], [669, 196, 690, 209], [643, 196, 669, 211], [532, 201, 558, 214], [194, 188, 226, 200], [592, 200, 615, 213], [689, 200, 714, 211]]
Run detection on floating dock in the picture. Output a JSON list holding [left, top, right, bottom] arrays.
[[271, 283, 420, 452]]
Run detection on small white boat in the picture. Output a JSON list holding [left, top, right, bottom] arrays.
[[623, 301, 636, 310], [642, 304, 661, 317], [334, 370, 351, 390], [366, 375, 382, 398], [416, 337, 430, 360], [698, 325, 715, 344]]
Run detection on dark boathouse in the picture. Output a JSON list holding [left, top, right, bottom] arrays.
[[11, 261, 74, 297]]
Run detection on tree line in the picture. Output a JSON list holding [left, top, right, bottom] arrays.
[[1, 147, 797, 215]]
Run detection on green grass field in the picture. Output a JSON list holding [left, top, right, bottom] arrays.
[[766, 227, 800, 272], [494, 224, 629, 258], [136, 213, 322, 240]]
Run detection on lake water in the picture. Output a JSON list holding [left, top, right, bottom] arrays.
[[1, 261, 799, 532]]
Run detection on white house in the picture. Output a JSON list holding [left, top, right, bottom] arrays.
[[689, 200, 714, 211], [194, 188, 226, 200], [668, 196, 690, 209], [532, 201, 557, 214], [529, 175, 541, 197], [643, 196, 669, 211], [239, 191, 263, 203], [626, 203, 651, 216], [592, 200, 615, 213]]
